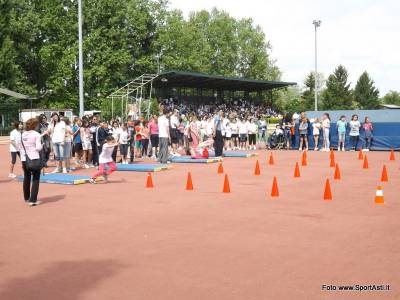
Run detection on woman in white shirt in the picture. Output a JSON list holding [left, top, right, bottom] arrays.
[[19, 118, 43, 206], [9, 121, 23, 178], [48, 112, 67, 173]]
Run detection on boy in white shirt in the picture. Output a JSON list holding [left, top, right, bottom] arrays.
[[9, 122, 23, 178]]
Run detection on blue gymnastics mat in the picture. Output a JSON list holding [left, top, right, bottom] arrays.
[[169, 156, 223, 163], [116, 163, 169, 172], [17, 173, 99, 185], [209, 151, 258, 158]]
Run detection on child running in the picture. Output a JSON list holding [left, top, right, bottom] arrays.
[[89, 135, 118, 183]]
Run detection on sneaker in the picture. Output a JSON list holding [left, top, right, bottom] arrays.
[[52, 168, 61, 173], [84, 164, 90, 169], [29, 201, 41, 207], [89, 178, 96, 184], [8, 173, 17, 178], [62, 168, 67, 174], [314, 148, 318, 151]]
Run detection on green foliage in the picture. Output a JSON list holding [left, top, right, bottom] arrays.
[[353, 71, 380, 109], [321, 65, 353, 110], [0, 1, 280, 114], [382, 91, 400, 105]]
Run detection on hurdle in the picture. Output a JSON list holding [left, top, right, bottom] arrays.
[[116, 163, 169, 172], [17, 173, 102, 185]]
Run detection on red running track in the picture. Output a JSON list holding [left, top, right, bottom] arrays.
[[0, 145, 399, 300]]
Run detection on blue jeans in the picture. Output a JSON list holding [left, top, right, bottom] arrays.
[[53, 142, 64, 161]]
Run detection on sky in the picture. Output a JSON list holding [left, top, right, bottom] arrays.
[[168, 0, 400, 95]]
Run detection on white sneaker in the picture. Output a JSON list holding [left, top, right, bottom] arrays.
[[62, 168, 67, 174], [84, 164, 90, 169], [29, 201, 41, 206], [314, 148, 318, 151], [89, 178, 96, 184], [8, 173, 16, 178]]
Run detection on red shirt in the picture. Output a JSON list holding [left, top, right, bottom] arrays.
[[135, 126, 142, 141]]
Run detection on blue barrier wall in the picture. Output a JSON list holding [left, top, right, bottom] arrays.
[[293, 110, 400, 150]]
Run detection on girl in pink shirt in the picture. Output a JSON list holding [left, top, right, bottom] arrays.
[[149, 116, 159, 159]]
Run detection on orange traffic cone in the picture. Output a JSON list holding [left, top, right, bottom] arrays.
[[330, 156, 336, 168], [254, 160, 261, 175], [323, 179, 332, 200], [223, 174, 230, 193], [380, 165, 388, 182], [330, 149, 335, 160], [334, 163, 341, 180], [375, 186, 384, 204], [268, 153, 275, 165], [186, 172, 194, 190], [217, 162, 224, 174], [146, 172, 154, 188], [294, 162, 301, 178], [301, 151, 307, 166], [271, 176, 279, 197], [358, 149, 364, 160], [389, 149, 395, 161], [363, 155, 369, 169]]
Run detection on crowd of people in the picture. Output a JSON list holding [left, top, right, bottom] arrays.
[[7, 100, 376, 206]]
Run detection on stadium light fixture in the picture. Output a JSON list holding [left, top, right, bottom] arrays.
[[312, 20, 321, 111]]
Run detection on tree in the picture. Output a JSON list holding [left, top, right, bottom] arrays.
[[382, 91, 400, 106], [353, 71, 380, 109], [1, 1, 281, 114], [321, 65, 353, 110]]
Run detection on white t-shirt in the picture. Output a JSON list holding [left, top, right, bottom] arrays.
[[322, 119, 330, 129], [50, 121, 66, 143], [206, 120, 214, 136], [222, 118, 229, 135], [225, 123, 232, 137], [248, 123, 258, 134], [230, 122, 238, 134], [111, 127, 120, 141], [99, 143, 114, 164], [158, 115, 170, 138], [170, 115, 179, 129], [349, 120, 361, 136], [312, 122, 321, 135], [238, 122, 248, 134], [118, 128, 128, 144], [10, 129, 21, 152]]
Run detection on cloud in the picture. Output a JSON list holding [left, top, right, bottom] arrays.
[[168, 0, 400, 94]]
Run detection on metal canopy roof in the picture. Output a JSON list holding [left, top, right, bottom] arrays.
[[0, 88, 31, 99], [151, 70, 296, 91]]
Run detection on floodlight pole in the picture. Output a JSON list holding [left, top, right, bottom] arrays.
[[313, 20, 321, 111], [78, 0, 84, 117]]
